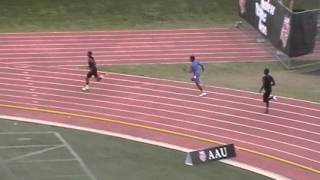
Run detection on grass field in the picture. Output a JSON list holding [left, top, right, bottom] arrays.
[[0, 0, 238, 32], [100, 61, 320, 103], [0, 118, 272, 180], [0, 0, 319, 32]]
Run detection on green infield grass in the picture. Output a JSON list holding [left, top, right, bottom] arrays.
[[0, 0, 238, 32], [0, 118, 272, 180], [1, 0, 319, 32], [100, 61, 320, 103]]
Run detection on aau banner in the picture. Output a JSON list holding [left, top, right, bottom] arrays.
[[185, 144, 236, 166], [239, 0, 319, 57]]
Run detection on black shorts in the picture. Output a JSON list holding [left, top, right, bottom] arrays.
[[87, 69, 98, 79], [263, 90, 272, 102]]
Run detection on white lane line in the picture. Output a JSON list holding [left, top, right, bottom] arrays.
[[0, 73, 319, 128], [54, 132, 98, 180], [0, 35, 251, 43], [103, 70, 320, 106], [0, 51, 271, 60], [0, 81, 318, 145], [0, 27, 244, 34], [0, 47, 266, 56], [1, 99, 320, 166], [1, 92, 319, 156], [0, 30, 244, 39], [0, 67, 310, 111], [0, 39, 261, 47], [55, 59, 276, 67], [0, 83, 319, 144], [5, 145, 64, 163], [1, 69, 319, 120], [0, 42, 264, 51], [0, 115, 295, 180], [2, 55, 273, 65], [1, 85, 320, 136]]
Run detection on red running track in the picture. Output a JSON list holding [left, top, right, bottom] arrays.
[[0, 28, 319, 180]]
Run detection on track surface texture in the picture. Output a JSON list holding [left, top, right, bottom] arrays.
[[0, 28, 319, 180]]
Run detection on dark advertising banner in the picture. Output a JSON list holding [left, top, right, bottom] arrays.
[[289, 10, 318, 57], [185, 144, 236, 166], [239, 0, 319, 57]]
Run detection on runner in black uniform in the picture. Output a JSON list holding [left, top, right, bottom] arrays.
[[82, 51, 102, 91], [259, 68, 277, 113]]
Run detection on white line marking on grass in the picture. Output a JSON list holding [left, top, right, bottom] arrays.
[[17, 137, 32, 141], [0, 131, 55, 135], [15, 174, 89, 179], [54, 132, 98, 180], [0, 144, 61, 149], [0, 115, 291, 180], [5, 145, 64, 163], [17, 158, 77, 163], [0, 159, 19, 179]]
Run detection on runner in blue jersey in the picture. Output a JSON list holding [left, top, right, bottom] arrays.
[[189, 56, 207, 97]]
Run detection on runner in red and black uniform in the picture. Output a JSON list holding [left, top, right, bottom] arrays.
[[82, 51, 102, 91], [259, 68, 277, 113]]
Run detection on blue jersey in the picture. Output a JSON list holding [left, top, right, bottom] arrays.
[[191, 60, 204, 76]]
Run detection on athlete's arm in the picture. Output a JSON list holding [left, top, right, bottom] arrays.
[[199, 62, 205, 72], [271, 76, 276, 86], [259, 77, 265, 93]]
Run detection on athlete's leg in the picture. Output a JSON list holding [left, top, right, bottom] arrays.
[[195, 75, 206, 96], [93, 70, 102, 81], [82, 70, 93, 91], [263, 91, 271, 113]]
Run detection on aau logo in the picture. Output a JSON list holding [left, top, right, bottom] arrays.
[[198, 151, 207, 162]]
